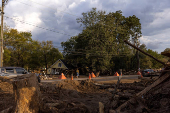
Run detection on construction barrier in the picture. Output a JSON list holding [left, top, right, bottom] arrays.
[[58, 73, 67, 79]]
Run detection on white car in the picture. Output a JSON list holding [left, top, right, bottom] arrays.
[[0, 67, 28, 78]]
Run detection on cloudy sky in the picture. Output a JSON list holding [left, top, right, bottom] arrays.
[[2, 0, 170, 53]]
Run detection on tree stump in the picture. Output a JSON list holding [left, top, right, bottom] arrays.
[[13, 74, 41, 113]]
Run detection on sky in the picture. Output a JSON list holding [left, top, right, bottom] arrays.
[[2, 0, 170, 53]]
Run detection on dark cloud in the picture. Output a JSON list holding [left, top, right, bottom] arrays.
[[3, 0, 170, 53]]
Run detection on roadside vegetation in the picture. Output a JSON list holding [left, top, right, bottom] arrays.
[[61, 8, 168, 74], [3, 25, 63, 71], [2, 8, 168, 73]]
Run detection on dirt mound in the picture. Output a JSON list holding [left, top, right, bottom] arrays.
[[78, 80, 99, 92], [41, 79, 99, 93], [0, 77, 13, 93], [40, 79, 112, 113], [0, 77, 14, 112]]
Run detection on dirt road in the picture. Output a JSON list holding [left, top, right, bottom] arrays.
[[41, 75, 141, 83]]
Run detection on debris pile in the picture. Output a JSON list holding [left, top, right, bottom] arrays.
[[100, 78, 155, 112], [109, 70, 170, 113], [107, 42, 170, 113]]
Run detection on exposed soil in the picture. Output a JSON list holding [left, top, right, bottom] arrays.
[[0, 77, 15, 112], [40, 79, 112, 113], [0, 75, 169, 113], [39, 78, 157, 113]]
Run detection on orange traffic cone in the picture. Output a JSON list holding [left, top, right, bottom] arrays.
[[58, 73, 67, 79], [114, 72, 119, 76], [91, 72, 96, 78], [89, 73, 91, 79], [137, 71, 143, 78], [71, 75, 73, 80]]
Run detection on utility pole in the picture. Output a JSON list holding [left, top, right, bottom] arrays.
[[0, 0, 8, 67], [0, 0, 5, 67]]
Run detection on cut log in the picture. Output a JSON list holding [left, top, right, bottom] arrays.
[[13, 74, 42, 113]]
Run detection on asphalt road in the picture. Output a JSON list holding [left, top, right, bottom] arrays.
[[41, 75, 141, 83]]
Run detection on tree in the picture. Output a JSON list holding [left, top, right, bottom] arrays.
[[3, 26, 63, 71], [40, 41, 53, 72], [48, 47, 63, 65], [4, 28, 32, 67], [62, 8, 142, 73], [28, 40, 42, 70]]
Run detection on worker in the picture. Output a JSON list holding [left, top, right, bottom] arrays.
[[76, 68, 79, 78]]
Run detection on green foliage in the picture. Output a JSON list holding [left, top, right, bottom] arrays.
[[4, 29, 32, 67], [138, 44, 167, 69], [163, 48, 170, 52], [62, 8, 166, 74], [62, 8, 142, 73], [3, 27, 63, 70]]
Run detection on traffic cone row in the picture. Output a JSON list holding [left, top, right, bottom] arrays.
[[58, 71, 143, 80]]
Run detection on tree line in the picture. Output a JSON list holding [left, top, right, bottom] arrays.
[[61, 8, 168, 75], [2, 8, 168, 74], [2, 25, 63, 71]]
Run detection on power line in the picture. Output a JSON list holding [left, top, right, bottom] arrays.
[[12, 0, 142, 41], [3, 15, 132, 43], [14, 0, 126, 30], [7, 15, 67, 33], [4, 15, 73, 36]]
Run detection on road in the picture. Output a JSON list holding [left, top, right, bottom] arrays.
[[41, 75, 141, 83]]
